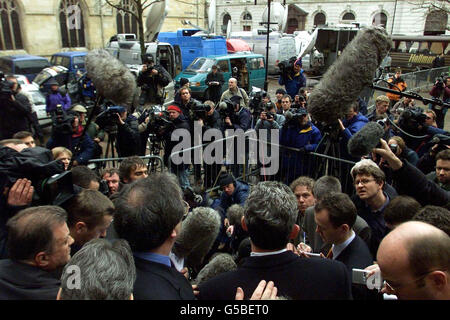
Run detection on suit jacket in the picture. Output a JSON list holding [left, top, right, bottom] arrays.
[[0, 259, 60, 300], [133, 256, 196, 300], [335, 235, 381, 300], [304, 206, 372, 255], [198, 251, 352, 300]]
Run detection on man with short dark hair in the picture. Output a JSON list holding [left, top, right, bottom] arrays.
[[101, 168, 121, 196], [198, 181, 352, 300], [351, 161, 397, 258], [383, 196, 421, 230], [0, 206, 74, 299], [118, 156, 148, 184], [289, 176, 315, 245], [12, 131, 36, 148], [205, 64, 225, 104], [377, 221, 450, 300], [275, 88, 286, 114], [413, 205, 450, 237], [426, 149, 450, 191], [71, 165, 99, 190], [314, 192, 377, 300], [58, 239, 136, 300], [64, 189, 114, 255], [113, 172, 196, 300]]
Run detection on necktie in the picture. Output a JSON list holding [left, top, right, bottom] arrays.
[[326, 247, 334, 259]]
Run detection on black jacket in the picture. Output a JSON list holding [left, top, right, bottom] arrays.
[[205, 71, 225, 101], [116, 115, 140, 157], [137, 65, 172, 104], [163, 114, 191, 166], [0, 259, 60, 300], [0, 94, 33, 139], [198, 250, 352, 300]]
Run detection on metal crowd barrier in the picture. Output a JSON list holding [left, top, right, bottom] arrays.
[[87, 154, 165, 175], [167, 130, 357, 195]]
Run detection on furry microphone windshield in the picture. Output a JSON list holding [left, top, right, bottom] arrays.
[[307, 26, 392, 125], [85, 49, 136, 107], [194, 253, 237, 286], [347, 122, 385, 158]]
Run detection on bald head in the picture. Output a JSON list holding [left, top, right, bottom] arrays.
[[377, 221, 450, 300]]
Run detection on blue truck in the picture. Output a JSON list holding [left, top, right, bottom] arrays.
[[157, 29, 228, 71]]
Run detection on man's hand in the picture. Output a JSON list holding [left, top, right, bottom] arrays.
[[151, 69, 158, 76], [116, 113, 125, 125], [180, 267, 189, 280], [225, 117, 232, 126], [372, 139, 403, 170], [235, 280, 278, 300], [192, 284, 199, 296], [7, 178, 34, 207], [338, 119, 345, 131], [94, 138, 101, 143]]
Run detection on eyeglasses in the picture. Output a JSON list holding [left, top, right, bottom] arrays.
[[383, 270, 443, 293], [354, 179, 376, 186]]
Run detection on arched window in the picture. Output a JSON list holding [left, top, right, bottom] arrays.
[[372, 12, 387, 28], [59, 0, 86, 48], [424, 10, 448, 35], [222, 13, 231, 34], [0, 0, 23, 50], [241, 11, 252, 31], [314, 12, 326, 27], [342, 12, 355, 21], [116, 0, 138, 35]]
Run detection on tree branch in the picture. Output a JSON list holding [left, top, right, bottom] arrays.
[[105, 0, 139, 20], [142, 0, 163, 11]]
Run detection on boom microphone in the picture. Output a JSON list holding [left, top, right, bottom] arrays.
[[172, 207, 221, 268], [307, 27, 392, 124], [85, 49, 136, 106], [194, 253, 237, 286], [347, 122, 385, 158]]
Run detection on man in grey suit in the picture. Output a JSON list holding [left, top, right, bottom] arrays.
[[301, 176, 371, 255]]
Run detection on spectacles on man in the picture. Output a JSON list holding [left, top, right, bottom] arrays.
[[354, 179, 376, 186], [383, 269, 445, 293]]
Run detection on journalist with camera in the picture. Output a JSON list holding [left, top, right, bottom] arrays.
[[280, 108, 322, 184], [46, 108, 95, 166], [45, 78, 71, 117], [255, 104, 285, 130], [278, 57, 307, 100], [137, 53, 172, 108], [176, 86, 203, 123], [429, 74, 450, 129], [0, 74, 37, 141], [162, 104, 191, 189]]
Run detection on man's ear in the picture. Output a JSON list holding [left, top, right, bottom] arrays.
[[340, 224, 350, 234], [241, 216, 248, 232], [428, 271, 448, 292], [74, 221, 87, 234], [56, 287, 62, 300], [289, 224, 300, 240], [35, 251, 50, 268]]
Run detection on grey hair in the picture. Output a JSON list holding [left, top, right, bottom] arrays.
[[229, 77, 237, 84], [59, 239, 136, 300], [244, 181, 298, 250], [312, 176, 342, 201], [227, 204, 245, 226]]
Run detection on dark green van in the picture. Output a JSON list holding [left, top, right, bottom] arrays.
[[174, 52, 266, 100]]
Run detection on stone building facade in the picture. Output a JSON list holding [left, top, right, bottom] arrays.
[[214, 0, 449, 36], [0, 0, 206, 57]]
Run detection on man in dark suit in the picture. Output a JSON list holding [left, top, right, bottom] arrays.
[[314, 192, 380, 300], [198, 181, 352, 300], [113, 172, 196, 300], [0, 206, 74, 300], [302, 176, 371, 255]]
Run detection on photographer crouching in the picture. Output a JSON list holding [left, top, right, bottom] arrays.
[[429, 74, 450, 129]]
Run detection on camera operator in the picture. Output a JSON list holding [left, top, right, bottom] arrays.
[[194, 100, 223, 188], [0, 75, 37, 140], [429, 75, 450, 129], [280, 108, 322, 184], [45, 78, 71, 117], [391, 96, 416, 120], [46, 110, 94, 166], [278, 57, 306, 100], [163, 105, 191, 189], [137, 53, 172, 108], [255, 104, 285, 131], [425, 149, 450, 191], [114, 106, 140, 158], [177, 86, 203, 123], [292, 94, 306, 110], [386, 68, 407, 109]]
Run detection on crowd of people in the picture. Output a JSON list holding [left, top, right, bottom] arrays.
[[0, 55, 449, 301]]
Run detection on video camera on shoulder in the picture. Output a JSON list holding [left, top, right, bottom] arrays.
[[398, 107, 427, 134], [284, 107, 308, 126], [435, 73, 449, 88], [0, 72, 15, 99], [52, 104, 76, 135], [278, 56, 297, 78], [192, 104, 212, 121], [95, 105, 126, 131]]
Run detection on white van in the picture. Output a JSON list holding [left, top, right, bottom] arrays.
[[230, 29, 297, 74]]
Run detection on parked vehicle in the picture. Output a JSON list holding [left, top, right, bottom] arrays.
[[50, 51, 87, 76], [174, 52, 266, 100], [33, 65, 80, 102], [0, 55, 50, 82], [20, 83, 51, 127]]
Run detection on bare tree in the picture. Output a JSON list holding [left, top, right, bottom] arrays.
[[104, 0, 163, 56], [410, 0, 450, 31]]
